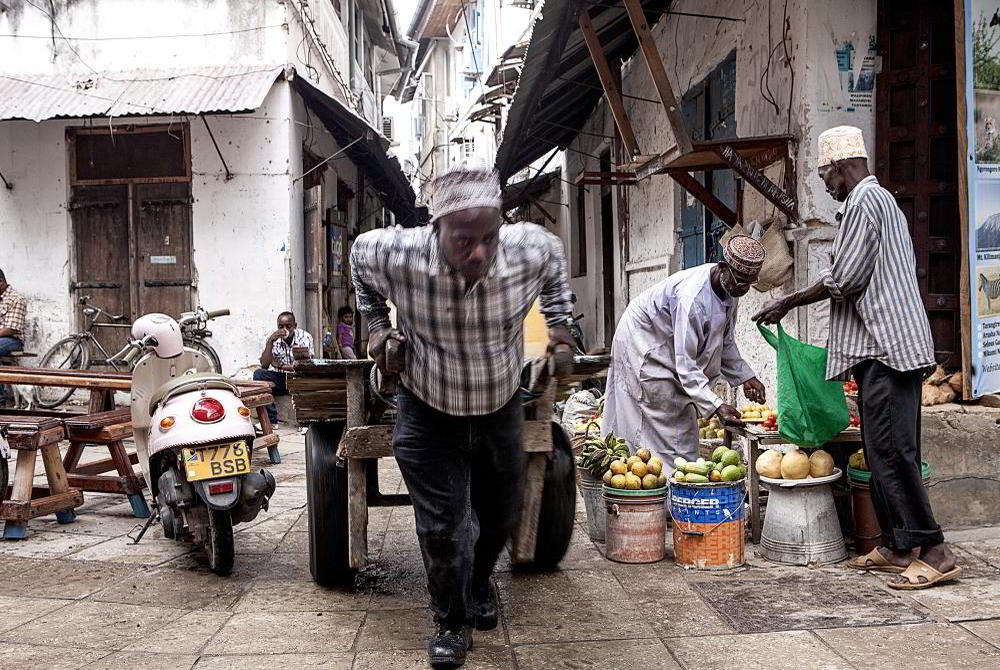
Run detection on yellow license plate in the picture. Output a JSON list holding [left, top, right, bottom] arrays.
[[182, 441, 251, 482]]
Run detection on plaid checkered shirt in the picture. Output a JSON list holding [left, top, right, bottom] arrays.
[[351, 222, 573, 416], [0, 285, 27, 339]]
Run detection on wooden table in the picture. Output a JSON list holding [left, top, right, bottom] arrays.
[[723, 424, 862, 544]]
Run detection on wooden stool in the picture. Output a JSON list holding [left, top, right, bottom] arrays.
[[62, 405, 149, 519], [1, 415, 84, 539], [240, 383, 281, 465]]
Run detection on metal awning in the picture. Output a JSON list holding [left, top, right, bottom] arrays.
[[494, 0, 670, 182], [502, 168, 561, 211], [0, 65, 285, 122], [292, 75, 418, 226]]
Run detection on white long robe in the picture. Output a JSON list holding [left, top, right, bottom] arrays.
[[602, 264, 755, 464]]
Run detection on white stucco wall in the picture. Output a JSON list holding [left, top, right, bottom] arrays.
[[0, 85, 298, 373], [556, 0, 879, 401]]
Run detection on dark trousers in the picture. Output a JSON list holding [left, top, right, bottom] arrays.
[[392, 387, 524, 627], [0, 336, 23, 406], [252, 368, 287, 423], [854, 359, 944, 551]]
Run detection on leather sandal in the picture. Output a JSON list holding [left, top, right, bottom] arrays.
[[846, 548, 907, 574], [886, 559, 961, 590]]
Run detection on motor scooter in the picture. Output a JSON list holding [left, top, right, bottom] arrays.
[[120, 312, 275, 575]]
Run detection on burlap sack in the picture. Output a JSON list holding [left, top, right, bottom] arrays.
[[720, 219, 793, 291]]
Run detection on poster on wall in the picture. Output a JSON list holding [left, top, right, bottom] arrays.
[[966, 0, 1000, 396]]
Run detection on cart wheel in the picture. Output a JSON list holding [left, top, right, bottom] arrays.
[[515, 422, 577, 572], [305, 421, 354, 586]]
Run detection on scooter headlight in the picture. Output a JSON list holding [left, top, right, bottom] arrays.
[[192, 397, 226, 423]]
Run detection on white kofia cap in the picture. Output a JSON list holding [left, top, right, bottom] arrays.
[[817, 125, 868, 167], [430, 166, 502, 221]]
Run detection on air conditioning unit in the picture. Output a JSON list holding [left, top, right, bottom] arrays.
[[382, 117, 394, 142]]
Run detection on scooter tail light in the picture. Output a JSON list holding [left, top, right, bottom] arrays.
[[208, 481, 234, 495], [191, 397, 226, 423]]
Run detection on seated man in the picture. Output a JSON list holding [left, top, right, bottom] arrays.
[[0, 267, 27, 406], [253, 311, 313, 424]]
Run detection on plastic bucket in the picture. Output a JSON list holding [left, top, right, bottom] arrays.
[[577, 468, 607, 542], [603, 486, 667, 563], [848, 462, 930, 556], [670, 480, 746, 570]]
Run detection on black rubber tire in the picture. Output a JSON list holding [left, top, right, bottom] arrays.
[[35, 336, 90, 408], [184, 338, 223, 374], [515, 422, 577, 572], [305, 421, 354, 586], [207, 509, 235, 576]]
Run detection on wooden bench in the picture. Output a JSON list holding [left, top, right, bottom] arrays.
[[1, 415, 84, 539]]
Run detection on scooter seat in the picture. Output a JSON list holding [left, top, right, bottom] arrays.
[[149, 372, 238, 415]]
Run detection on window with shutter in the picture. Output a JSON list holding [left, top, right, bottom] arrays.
[[382, 117, 393, 142]]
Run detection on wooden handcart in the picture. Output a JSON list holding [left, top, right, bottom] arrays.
[[290, 354, 609, 586]]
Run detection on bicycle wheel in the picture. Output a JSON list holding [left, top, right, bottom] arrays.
[[184, 338, 222, 373], [34, 336, 90, 409]]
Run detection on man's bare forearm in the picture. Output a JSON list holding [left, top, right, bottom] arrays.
[[782, 279, 831, 310]]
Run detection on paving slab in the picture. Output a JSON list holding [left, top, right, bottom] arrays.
[[80, 651, 198, 670], [504, 596, 647, 644], [496, 568, 628, 603], [361, 553, 434, 611], [666, 630, 853, 670], [235, 577, 372, 612], [194, 654, 354, 670], [947, 544, 1000, 579], [386, 507, 418, 532], [88, 566, 252, 611], [121, 609, 233, 654], [0, 555, 41, 582], [514, 639, 682, 670], [203, 610, 365, 655], [906, 575, 1000, 621], [816, 622, 1000, 669], [690, 574, 928, 633], [0, 595, 70, 634], [67, 536, 194, 567], [961, 618, 1000, 647], [277, 530, 309, 553], [955, 536, 1000, 566], [634, 593, 735, 638], [0, 600, 185, 651], [0, 530, 108, 559], [0, 642, 106, 670], [356, 607, 505, 651], [380, 529, 421, 555], [354, 646, 514, 669], [3, 560, 135, 600]]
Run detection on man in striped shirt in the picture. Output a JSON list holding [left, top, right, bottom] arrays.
[[754, 126, 959, 589], [351, 167, 573, 668]]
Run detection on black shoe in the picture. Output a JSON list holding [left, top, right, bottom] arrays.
[[471, 581, 499, 631], [428, 623, 473, 669]]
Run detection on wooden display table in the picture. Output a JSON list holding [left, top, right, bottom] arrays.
[[723, 424, 862, 544], [1, 415, 84, 539]]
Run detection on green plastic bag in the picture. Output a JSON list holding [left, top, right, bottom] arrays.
[[757, 324, 849, 446]]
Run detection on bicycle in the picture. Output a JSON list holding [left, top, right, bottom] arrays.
[[35, 298, 228, 409]]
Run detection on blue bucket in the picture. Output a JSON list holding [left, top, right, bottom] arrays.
[[670, 480, 746, 569]]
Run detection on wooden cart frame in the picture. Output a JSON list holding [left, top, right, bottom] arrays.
[[292, 356, 608, 586]]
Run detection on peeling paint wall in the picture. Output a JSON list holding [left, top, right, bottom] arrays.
[[556, 0, 878, 400]]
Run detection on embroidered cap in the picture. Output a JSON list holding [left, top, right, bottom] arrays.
[[817, 125, 868, 167], [723, 234, 765, 277], [430, 166, 502, 221]]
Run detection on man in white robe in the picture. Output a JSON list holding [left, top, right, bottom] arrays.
[[603, 235, 767, 464]]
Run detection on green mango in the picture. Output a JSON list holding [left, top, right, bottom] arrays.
[[684, 473, 710, 484], [711, 445, 729, 462], [722, 465, 746, 482]]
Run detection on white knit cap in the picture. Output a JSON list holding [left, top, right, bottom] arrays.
[[817, 125, 868, 167], [430, 166, 502, 221]]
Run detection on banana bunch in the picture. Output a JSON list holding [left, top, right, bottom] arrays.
[[577, 433, 630, 477]]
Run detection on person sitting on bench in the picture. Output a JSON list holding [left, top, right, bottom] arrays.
[[0, 267, 28, 406], [253, 311, 313, 425]]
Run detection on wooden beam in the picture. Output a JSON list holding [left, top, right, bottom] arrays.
[[529, 198, 558, 225], [622, 0, 693, 155], [955, 0, 973, 400], [669, 170, 738, 227], [577, 7, 641, 159], [712, 145, 798, 223]]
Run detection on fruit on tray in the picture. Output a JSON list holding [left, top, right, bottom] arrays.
[[604, 445, 663, 490], [843, 379, 858, 394], [848, 448, 868, 471], [849, 415, 861, 428], [697, 415, 723, 439], [669, 449, 745, 484], [722, 464, 746, 481], [760, 412, 779, 432], [755, 449, 783, 479], [712, 445, 729, 462], [739, 404, 776, 421], [809, 449, 835, 478], [602, 470, 613, 485], [780, 449, 811, 479]]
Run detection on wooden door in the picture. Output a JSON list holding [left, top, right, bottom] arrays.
[[303, 185, 325, 346], [877, 0, 960, 366], [679, 89, 707, 268], [134, 182, 194, 317], [70, 185, 131, 355]]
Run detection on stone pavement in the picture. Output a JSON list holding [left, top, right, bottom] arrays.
[[2, 427, 1000, 669]]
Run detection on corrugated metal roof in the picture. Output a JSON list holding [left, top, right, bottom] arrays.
[[0, 65, 285, 122]]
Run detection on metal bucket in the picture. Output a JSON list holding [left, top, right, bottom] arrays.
[[670, 480, 746, 570], [603, 486, 666, 563], [760, 483, 847, 566], [577, 468, 607, 542]]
